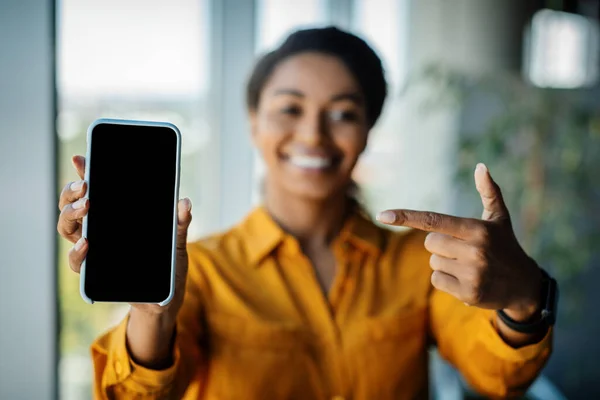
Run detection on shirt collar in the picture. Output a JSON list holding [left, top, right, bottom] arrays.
[[239, 204, 384, 267], [341, 207, 384, 255], [237, 205, 286, 267]]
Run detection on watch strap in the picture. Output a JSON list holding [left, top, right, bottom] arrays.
[[496, 308, 549, 334], [496, 268, 557, 334]]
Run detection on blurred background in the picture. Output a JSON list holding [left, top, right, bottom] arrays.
[[1, 0, 599, 399]]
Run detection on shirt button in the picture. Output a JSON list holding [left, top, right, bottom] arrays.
[[114, 361, 122, 376]]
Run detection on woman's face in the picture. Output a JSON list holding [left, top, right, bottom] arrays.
[[250, 52, 369, 201]]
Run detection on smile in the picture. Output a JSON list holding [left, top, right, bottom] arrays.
[[287, 155, 333, 170]]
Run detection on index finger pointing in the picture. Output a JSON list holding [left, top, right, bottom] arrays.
[[377, 209, 478, 238]]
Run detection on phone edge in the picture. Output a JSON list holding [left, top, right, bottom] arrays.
[[159, 121, 181, 307], [79, 118, 103, 305]]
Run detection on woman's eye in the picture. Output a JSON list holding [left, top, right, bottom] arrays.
[[280, 106, 301, 116], [330, 110, 358, 122]]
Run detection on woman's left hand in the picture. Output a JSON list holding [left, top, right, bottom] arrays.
[[376, 163, 543, 321]]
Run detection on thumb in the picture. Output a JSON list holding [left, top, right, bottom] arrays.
[[176, 198, 193, 252], [474, 163, 508, 221]]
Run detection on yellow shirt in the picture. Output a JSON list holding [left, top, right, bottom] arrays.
[[91, 205, 552, 399]]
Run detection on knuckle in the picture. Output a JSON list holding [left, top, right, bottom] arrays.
[[473, 224, 490, 242], [430, 270, 450, 290], [58, 182, 73, 209], [461, 288, 477, 305], [60, 182, 72, 197], [61, 203, 72, 215], [469, 246, 487, 265], [429, 254, 439, 270], [424, 234, 432, 251], [467, 286, 484, 305], [430, 270, 442, 287], [466, 268, 483, 289], [57, 217, 70, 237], [424, 232, 438, 251], [423, 212, 440, 230], [68, 251, 79, 272], [462, 275, 486, 304]]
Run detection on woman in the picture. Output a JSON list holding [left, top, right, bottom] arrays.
[[57, 27, 555, 399]]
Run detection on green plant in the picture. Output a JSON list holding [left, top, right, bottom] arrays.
[[409, 63, 600, 310]]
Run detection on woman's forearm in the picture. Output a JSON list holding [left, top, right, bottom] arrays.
[[126, 308, 177, 369]]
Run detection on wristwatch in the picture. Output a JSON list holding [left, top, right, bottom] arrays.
[[496, 268, 559, 334]]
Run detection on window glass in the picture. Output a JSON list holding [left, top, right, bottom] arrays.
[[351, 0, 441, 219], [56, 0, 212, 398]]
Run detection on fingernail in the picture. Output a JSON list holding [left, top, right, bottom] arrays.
[[476, 163, 487, 173], [74, 237, 85, 251], [182, 197, 192, 211], [70, 180, 84, 191], [72, 198, 87, 210], [377, 211, 397, 224]]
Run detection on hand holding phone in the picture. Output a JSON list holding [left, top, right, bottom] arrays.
[[56, 119, 193, 318]]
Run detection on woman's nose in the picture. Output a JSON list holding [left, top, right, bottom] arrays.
[[295, 112, 327, 145]]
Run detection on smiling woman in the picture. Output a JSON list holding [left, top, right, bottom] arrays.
[[244, 29, 384, 291], [247, 28, 385, 214], [56, 26, 556, 399], [249, 52, 369, 200]]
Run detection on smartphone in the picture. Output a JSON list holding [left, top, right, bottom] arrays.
[[80, 118, 181, 305]]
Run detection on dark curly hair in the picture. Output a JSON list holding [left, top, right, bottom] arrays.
[[246, 26, 388, 128]]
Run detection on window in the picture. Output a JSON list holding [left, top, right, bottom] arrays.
[[56, 0, 212, 398], [351, 0, 414, 218], [353, 0, 408, 92], [255, 0, 328, 54], [524, 8, 600, 88]]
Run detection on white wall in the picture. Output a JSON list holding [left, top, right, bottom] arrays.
[[0, 1, 57, 399], [367, 0, 528, 217]]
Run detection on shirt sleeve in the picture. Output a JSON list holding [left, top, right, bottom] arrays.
[[89, 242, 210, 400], [429, 287, 553, 398]]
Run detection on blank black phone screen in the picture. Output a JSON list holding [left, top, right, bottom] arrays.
[[84, 122, 179, 303]]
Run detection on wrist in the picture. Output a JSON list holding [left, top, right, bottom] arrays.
[[130, 307, 177, 332], [503, 262, 544, 323], [127, 308, 177, 369]]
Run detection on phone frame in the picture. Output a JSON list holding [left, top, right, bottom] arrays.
[[79, 117, 182, 306]]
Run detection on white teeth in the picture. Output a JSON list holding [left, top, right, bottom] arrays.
[[288, 155, 332, 169]]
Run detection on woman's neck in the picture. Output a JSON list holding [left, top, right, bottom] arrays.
[[263, 184, 351, 249]]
